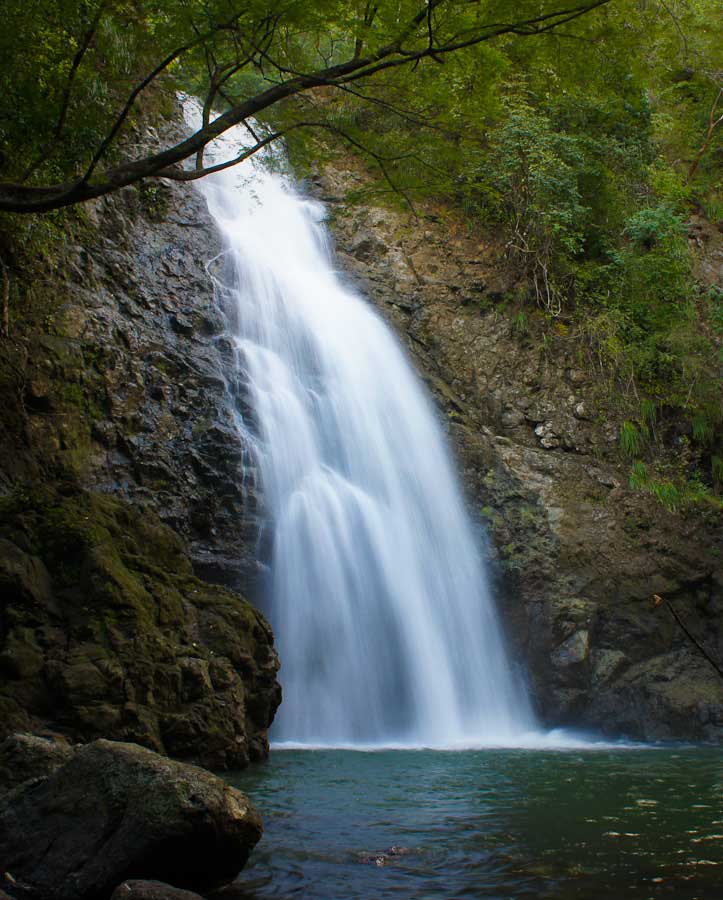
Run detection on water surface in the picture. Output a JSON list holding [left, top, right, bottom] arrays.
[[229, 747, 722, 899]]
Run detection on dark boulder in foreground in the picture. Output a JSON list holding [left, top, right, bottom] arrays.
[[0, 739, 262, 900]]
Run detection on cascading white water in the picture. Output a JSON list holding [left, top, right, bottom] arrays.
[[183, 98, 537, 747]]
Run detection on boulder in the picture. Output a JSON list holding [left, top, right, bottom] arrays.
[[0, 740, 262, 900]]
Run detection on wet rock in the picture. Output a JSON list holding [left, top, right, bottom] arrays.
[[0, 739, 262, 900], [590, 649, 628, 686], [585, 652, 723, 741], [552, 630, 590, 668], [357, 846, 413, 867], [0, 102, 263, 592], [169, 313, 194, 336]]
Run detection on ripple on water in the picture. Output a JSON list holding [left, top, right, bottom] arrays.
[[227, 746, 723, 900]]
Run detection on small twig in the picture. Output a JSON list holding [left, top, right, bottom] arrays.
[[653, 594, 723, 680], [687, 86, 723, 182]]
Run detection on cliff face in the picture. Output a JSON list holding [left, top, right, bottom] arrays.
[[0, 113, 279, 767], [1, 107, 720, 750], [318, 162, 723, 742]]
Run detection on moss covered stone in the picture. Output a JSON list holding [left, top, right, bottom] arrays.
[[0, 484, 280, 769]]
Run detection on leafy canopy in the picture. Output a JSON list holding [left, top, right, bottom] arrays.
[[0, 0, 614, 212]]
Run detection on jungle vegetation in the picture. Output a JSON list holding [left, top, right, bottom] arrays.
[[0, 0, 721, 506]]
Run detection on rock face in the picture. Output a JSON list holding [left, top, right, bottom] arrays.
[[0, 485, 280, 769], [317, 161, 723, 742], [0, 104, 280, 764], [0, 732, 74, 795], [0, 739, 262, 900], [0, 109, 262, 592]]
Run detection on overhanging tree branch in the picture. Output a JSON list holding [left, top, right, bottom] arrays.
[[0, 0, 613, 214]]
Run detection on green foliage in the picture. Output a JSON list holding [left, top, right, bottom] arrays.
[[624, 205, 687, 249], [620, 421, 647, 458], [692, 415, 714, 446], [0, 0, 720, 509], [483, 98, 588, 315], [313, 2, 723, 494], [510, 309, 529, 337], [629, 460, 650, 491], [640, 399, 657, 426], [627, 459, 721, 512]]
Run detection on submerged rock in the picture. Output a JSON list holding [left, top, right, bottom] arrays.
[[357, 846, 414, 867], [111, 881, 205, 900], [0, 739, 262, 900]]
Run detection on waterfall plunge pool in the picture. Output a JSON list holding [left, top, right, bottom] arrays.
[[227, 746, 722, 900]]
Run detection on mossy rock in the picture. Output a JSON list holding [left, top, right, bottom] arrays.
[[0, 482, 280, 769]]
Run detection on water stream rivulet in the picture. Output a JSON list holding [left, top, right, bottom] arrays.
[[184, 99, 537, 747]]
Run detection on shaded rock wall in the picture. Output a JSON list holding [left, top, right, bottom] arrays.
[[0, 109, 279, 766], [318, 161, 723, 742], [1, 114, 263, 592], [0, 485, 279, 768]]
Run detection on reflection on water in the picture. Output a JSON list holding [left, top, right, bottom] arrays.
[[227, 748, 723, 899]]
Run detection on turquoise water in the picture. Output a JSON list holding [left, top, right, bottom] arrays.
[[228, 747, 722, 899]]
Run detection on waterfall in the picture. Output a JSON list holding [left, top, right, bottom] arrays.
[[183, 99, 537, 747]]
